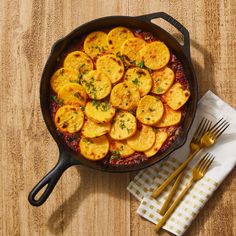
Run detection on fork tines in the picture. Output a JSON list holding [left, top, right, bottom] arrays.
[[193, 118, 212, 142], [196, 152, 215, 173], [208, 118, 230, 139]]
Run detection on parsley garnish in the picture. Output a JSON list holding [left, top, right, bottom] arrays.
[[132, 78, 139, 85], [130, 60, 136, 65], [138, 60, 145, 68], [156, 87, 163, 93], [110, 150, 121, 160], [119, 119, 126, 129], [51, 95, 63, 105]]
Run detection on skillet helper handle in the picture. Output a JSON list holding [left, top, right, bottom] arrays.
[[28, 151, 74, 206], [137, 12, 190, 58]]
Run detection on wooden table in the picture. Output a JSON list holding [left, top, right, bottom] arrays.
[[1, 0, 235, 235]]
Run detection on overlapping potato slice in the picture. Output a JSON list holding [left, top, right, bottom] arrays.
[[110, 82, 140, 110], [63, 51, 93, 74], [144, 131, 168, 157], [127, 125, 155, 151], [80, 135, 109, 160], [109, 112, 137, 140], [107, 26, 134, 53], [109, 140, 135, 158], [50, 68, 80, 93], [136, 95, 164, 125], [81, 119, 111, 138], [85, 101, 116, 123], [156, 105, 181, 127], [55, 105, 84, 133], [81, 70, 111, 100], [139, 41, 170, 70], [162, 82, 190, 110], [151, 67, 175, 95], [83, 31, 109, 59], [96, 54, 124, 84], [121, 37, 147, 62], [124, 68, 152, 97], [57, 83, 87, 106]]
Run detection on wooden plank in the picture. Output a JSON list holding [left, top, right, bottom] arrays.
[[0, 0, 235, 235]]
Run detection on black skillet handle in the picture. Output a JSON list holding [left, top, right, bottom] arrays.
[[137, 12, 190, 58], [28, 150, 76, 206]]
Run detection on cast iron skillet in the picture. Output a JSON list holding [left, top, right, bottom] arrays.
[[28, 12, 198, 206]]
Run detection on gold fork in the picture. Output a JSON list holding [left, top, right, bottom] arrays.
[[155, 153, 215, 232], [159, 118, 212, 215], [152, 118, 229, 199]]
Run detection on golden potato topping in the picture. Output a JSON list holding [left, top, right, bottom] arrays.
[[162, 82, 190, 110], [55, 105, 84, 133], [80, 135, 109, 160], [109, 140, 135, 158], [96, 54, 124, 84], [136, 95, 164, 125]]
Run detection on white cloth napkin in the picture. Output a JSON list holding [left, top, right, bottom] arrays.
[[127, 91, 236, 235]]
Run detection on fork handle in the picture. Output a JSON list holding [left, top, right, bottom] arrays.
[[152, 148, 199, 198], [155, 180, 193, 232], [159, 170, 185, 215]]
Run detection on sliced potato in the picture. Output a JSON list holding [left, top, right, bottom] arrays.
[[124, 68, 152, 97], [121, 37, 147, 62], [63, 51, 94, 74], [162, 82, 191, 110], [110, 82, 140, 110], [81, 119, 111, 138], [109, 112, 137, 140], [107, 26, 134, 53], [83, 31, 109, 59], [156, 105, 182, 127], [139, 41, 170, 70], [57, 83, 87, 106], [127, 125, 155, 151], [85, 101, 116, 123], [151, 67, 175, 95], [80, 135, 109, 160], [50, 68, 80, 93], [136, 95, 164, 125], [144, 131, 168, 157], [55, 105, 84, 133], [109, 140, 135, 158], [96, 54, 124, 84], [81, 70, 111, 100]]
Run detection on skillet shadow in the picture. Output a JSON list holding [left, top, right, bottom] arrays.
[[47, 38, 217, 234], [47, 166, 131, 234]]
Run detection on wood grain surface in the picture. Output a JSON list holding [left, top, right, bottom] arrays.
[[0, 0, 235, 235]]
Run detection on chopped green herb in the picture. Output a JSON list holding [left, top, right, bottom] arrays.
[[110, 150, 121, 160], [51, 95, 63, 105], [130, 60, 136, 65], [156, 87, 163, 93], [138, 60, 145, 68], [74, 92, 84, 100], [132, 78, 139, 86], [81, 105, 85, 111], [116, 51, 125, 61], [119, 119, 126, 129]]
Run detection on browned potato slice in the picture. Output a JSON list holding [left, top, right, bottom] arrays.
[[156, 105, 182, 127], [121, 37, 147, 62], [151, 67, 175, 95], [107, 26, 134, 53], [144, 131, 168, 157], [63, 51, 94, 74], [83, 31, 109, 59], [57, 83, 87, 106], [55, 105, 84, 133], [124, 68, 152, 97], [109, 140, 135, 158], [81, 119, 111, 138], [109, 112, 137, 140], [85, 101, 116, 123], [139, 41, 170, 70], [81, 70, 111, 100], [50, 68, 80, 93], [80, 135, 109, 160], [136, 95, 164, 125], [110, 82, 140, 110], [127, 125, 155, 151], [96, 54, 124, 84], [162, 82, 191, 110]]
